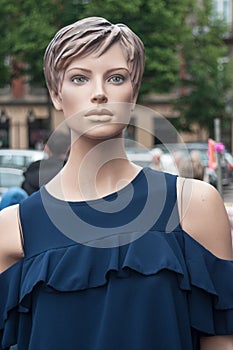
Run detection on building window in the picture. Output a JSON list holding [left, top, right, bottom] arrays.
[[213, 0, 232, 25]]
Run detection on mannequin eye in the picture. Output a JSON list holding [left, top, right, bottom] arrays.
[[71, 75, 88, 84], [108, 75, 125, 84]]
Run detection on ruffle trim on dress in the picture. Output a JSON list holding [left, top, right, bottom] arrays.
[[183, 232, 233, 335], [0, 260, 23, 349], [1, 230, 233, 348], [18, 231, 189, 304]]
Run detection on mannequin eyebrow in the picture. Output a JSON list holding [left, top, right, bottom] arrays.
[[66, 67, 129, 74]]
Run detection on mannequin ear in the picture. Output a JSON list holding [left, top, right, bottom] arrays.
[[50, 91, 63, 111]]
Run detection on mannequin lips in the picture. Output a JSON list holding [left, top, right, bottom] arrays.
[[84, 108, 113, 122]]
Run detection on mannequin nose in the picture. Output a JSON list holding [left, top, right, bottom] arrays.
[[91, 93, 108, 104]]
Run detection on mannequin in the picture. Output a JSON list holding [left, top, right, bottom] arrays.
[[0, 17, 232, 350]]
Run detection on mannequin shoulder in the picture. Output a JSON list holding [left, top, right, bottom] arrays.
[[177, 177, 233, 260], [0, 204, 24, 273]]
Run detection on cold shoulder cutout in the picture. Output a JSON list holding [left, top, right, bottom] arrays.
[[0, 168, 233, 350], [177, 177, 233, 260], [0, 204, 24, 273]]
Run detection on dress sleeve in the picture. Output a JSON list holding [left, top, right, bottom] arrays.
[[183, 231, 233, 335], [0, 261, 23, 350]]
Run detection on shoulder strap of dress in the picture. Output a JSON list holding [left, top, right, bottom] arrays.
[[154, 171, 181, 232]]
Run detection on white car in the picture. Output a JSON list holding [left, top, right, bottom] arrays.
[[0, 167, 24, 200], [0, 149, 47, 170]]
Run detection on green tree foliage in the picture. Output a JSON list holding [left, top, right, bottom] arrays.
[[0, 0, 191, 96], [0, 1, 12, 85], [0, 0, 57, 87], [175, 0, 233, 133]]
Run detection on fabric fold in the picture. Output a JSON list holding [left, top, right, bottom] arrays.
[[183, 232, 233, 334], [1, 229, 233, 349], [0, 261, 23, 349], [19, 231, 187, 297]]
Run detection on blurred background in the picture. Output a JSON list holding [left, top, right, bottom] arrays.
[[0, 0, 232, 205]]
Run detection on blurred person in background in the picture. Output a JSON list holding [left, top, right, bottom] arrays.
[[22, 131, 70, 195], [150, 148, 164, 170], [0, 187, 28, 210], [179, 151, 205, 181]]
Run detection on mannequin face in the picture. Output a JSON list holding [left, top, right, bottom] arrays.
[[51, 42, 135, 141]]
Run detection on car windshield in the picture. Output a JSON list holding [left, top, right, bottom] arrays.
[[0, 155, 26, 167], [0, 150, 46, 169]]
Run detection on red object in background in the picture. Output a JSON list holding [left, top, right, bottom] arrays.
[[208, 138, 216, 169], [226, 156, 233, 170]]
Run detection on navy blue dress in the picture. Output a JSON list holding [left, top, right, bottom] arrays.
[[0, 168, 233, 350]]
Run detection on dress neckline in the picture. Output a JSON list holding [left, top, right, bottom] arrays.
[[41, 167, 149, 206]]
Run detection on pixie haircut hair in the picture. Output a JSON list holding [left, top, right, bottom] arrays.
[[43, 17, 145, 100]]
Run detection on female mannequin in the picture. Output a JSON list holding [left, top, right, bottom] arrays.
[[0, 17, 232, 350]]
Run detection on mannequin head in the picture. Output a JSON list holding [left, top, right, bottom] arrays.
[[43, 17, 145, 101]]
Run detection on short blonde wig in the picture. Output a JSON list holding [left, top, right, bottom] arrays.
[[44, 17, 145, 100]]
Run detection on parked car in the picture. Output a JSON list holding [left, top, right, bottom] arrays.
[[126, 147, 152, 167], [224, 151, 233, 180], [0, 167, 24, 201], [0, 149, 47, 170]]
